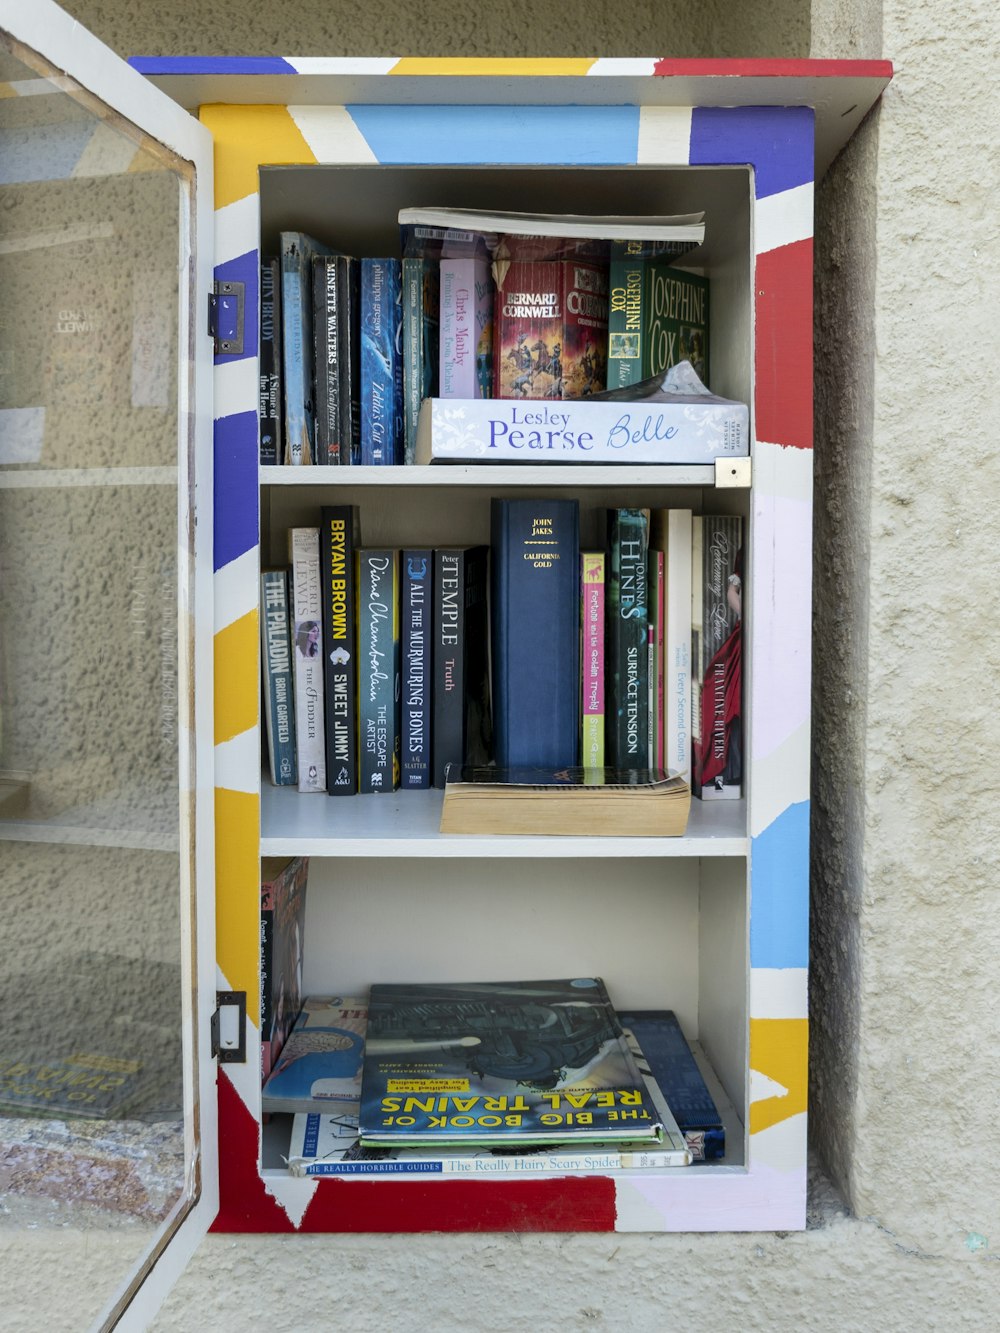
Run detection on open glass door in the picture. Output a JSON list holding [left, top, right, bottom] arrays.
[[0, 2, 216, 1328]]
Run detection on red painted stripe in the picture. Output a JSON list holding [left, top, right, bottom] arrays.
[[300, 1173, 617, 1233], [210, 1073, 296, 1233], [755, 238, 813, 450], [652, 58, 893, 80]]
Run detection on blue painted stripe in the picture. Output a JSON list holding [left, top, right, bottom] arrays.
[[689, 106, 814, 200], [128, 56, 297, 75], [0, 125, 92, 184], [215, 250, 259, 366], [346, 105, 640, 165], [214, 411, 259, 572], [750, 800, 809, 968]]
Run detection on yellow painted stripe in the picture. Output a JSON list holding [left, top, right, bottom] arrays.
[[748, 1018, 808, 1135], [199, 104, 317, 209], [214, 609, 259, 746], [0, 83, 18, 99], [215, 787, 261, 1029], [389, 58, 596, 77]]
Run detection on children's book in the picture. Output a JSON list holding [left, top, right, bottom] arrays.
[[261, 996, 368, 1116], [358, 977, 665, 1148]]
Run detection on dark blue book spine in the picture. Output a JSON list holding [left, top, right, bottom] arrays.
[[338, 256, 360, 466], [280, 231, 332, 464], [357, 550, 400, 792], [402, 258, 440, 466], [320, 506, 358, 793], [260, 570, 297, 786], [360, 258, 403, 465], [615, 1009, 725, 1160], [490, 499, 580, 769], [259, 257, 281, 465], [401, 550, 433, 788], [607, 508, 650, 768], [312, 255, 341, 464]]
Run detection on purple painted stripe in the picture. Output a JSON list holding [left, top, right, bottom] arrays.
[[214, 411, 259, 572], [215, 250, 259, 366], [128, 56, 297, 75], [689, 106, 814, 199]]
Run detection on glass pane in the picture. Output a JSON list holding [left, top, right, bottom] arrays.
[[0, 32, 196, 1331]]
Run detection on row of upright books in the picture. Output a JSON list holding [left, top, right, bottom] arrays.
[[259, 209, 711, 467], [261, 503, 743, 802]]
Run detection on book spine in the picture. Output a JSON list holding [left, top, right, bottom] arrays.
[[402, 258, 439, 465], [258, 256, 282, 465], [338, 256, 360, 465], [650, 547, 665, 769], [260, 882, 274, 1082], [433, 550, 464, 788], [606, 244, 645, 390], [606, 509, 650, 769], [357, 550, 401, 793], [581, 552, 605, 769], [560, 258, 608, 398], [490, 499, 580, 769], [320, 507, 358, 793], [298, 1148, 689, 1176], [360, 258, 403, 465], [259, 570, 297, 787], [288, 527, 326, 791], [440, 255, 493, 399], [312, 256, 341, 464], [401, 550, 433, 788], [693, 515, 743, 799], [664, 510, 693, 783], [644, 266, 710, 386], [280, 233, 323, 465], [690, 516, 704, 785]]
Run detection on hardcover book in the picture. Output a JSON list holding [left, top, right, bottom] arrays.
[[260, 568, 297, 787], [692, 515, 743, 800], [440, 254, 493, 399], [490, 498, 580, 769], [358, 978, 666, 1148], [492, 254, 608, 400], [401, 549, 433, 788], [320, 506, 359, 794], [360, 258, 403, 465], [616, 1009, 725, 1161], [357, 549, 401, 793], [280, 231, 332, 464], [260, 856, 308, 1084], [651, 509, 693, 784], [439, 766, 690, 837], [312, 254, 343, 463], [606, 508, 650, 770], [261, 995, 368, 1116], [288, 527, 326, 792], [258, 256, 282, 465], [432, 546, 491, 787], [402, 257, 440, 464], [581, 552, 605, 769]]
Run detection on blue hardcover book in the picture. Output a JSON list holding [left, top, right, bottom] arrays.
[[260, 569, 297, 786], [615, 1009, 725, 1161], [280, 231, 333, 464], [401, 549, 432, 788], [357, 549, 400, 792], [491, 498, 580, 769], [606, 508, 650, 768], [360, 258, 403, 465], [402, 257, 439, 465]]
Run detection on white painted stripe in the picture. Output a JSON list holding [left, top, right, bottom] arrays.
[[287, 57, 399, 75], [749, 721, 810, 835], [262, 1171, 318, 1228], [750, 967, 808, 1020], [214, 193, 260, 268], [288, 105, 380, 164], [588, 58, 660, 77], [753, 437, 813, 502], [750, 1068, 788, 1103], [73, 121, 140, 178], [216, 728, 261, 796], [747, 1112, 807, 1174], [214, 547, 259, 633], [215, 355, 258, 423], [636, 106, 692, 166], [755, 182, 813, 256]]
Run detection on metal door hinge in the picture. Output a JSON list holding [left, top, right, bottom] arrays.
[[211, 990, 247, 1063], [208, 280, 245, 355]]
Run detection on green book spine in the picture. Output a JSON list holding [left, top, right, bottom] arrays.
[[643, 266, 710, 387], [606, 245, 646, 390]]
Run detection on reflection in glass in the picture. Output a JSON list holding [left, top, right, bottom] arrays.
[[0, 31, 195, 1331]]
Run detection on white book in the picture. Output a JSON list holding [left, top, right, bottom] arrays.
[[398, 205, 705, 245], [288, 527, 326, 792], [652, 509, 693, 785]]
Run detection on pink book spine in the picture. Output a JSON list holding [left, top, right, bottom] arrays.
[[655, 548, 665, 770], [440, 255, 493, 398], [581, 552, 605, 768]]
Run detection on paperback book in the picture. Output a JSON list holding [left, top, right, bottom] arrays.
[[581, 552, 605, 769], [402, 256, 440, 464], [357, 549, 401, 793], [280, 231, 332, 464], [359, 977, 666, 1148], [608, 252, 709, 390], [440, 253, 493, 399], [360, 258, 403, 465], [320, 506, 359, 794], [261, 995, 368, 1116], [401, 549, 433, 788], [397, 206, 705, 256], [439, 766, 690, 837], [692, 515, 743, 800], [288, 527, 326, 792], [651, 509, 693, 785], [260, 568, 297, 787], [260, 856, 308, 1084], [258, 256, 282, 465], [606, 508, 650, 770], [432, 546, 491, 787], [312, 254, 345, 463]]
